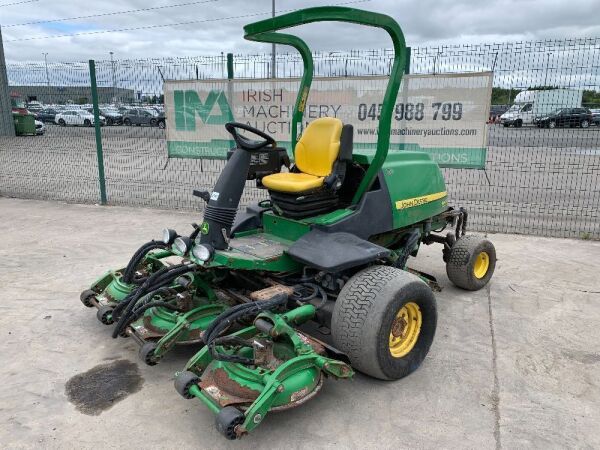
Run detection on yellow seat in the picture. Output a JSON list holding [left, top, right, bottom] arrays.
[[262, 117, 343, 193]]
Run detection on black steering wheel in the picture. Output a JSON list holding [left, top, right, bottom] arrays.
[[225, 122, 276, 151]]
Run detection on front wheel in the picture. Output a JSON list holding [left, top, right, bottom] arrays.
[[123, 118, 131, 126], [581, 120, 590, 128], [549, 120, 556, 129], [514, 119, 523, 128], [58, 119, 66, 126], [84, 119, 91, 127], [331, 265, 437, 381], [446, 235, 496, 291], [158, 120, 166, 129]]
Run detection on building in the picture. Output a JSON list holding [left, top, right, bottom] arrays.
[[8, 85, 135, 105]]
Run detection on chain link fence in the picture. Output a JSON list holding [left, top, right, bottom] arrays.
[[1, 38, 599, 238]]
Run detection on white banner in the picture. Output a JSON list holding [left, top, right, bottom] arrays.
[[165, 72, 492, 168]]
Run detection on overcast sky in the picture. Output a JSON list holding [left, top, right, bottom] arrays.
[[1, 0, 599, 63]]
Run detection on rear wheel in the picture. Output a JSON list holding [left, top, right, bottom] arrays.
[[150, 118, 157, 126], [446, 235, 496, 291], [84, 119, 91, 127], [124, 118, 132, 126], [549, 120, 556, 129], [581, 119, 590, 128], [331, 265, 437, 380], [158, 120, 166, 129], [514, 119, 523, 128], [58, 119, 66, 126]]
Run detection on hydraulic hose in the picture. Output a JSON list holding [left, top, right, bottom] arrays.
[[112, 264, 194, 338], [122, 240, 167, 284], [203, 294, 288, 365], [290, 282, 328, 310]]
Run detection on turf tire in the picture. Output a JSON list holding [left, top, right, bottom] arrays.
[[331, 265, 437, 381], [446, 235, 496, 291]]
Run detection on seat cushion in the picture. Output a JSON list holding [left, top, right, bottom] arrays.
[[295, 117, 343, 177], [262, 172, 324, 193]]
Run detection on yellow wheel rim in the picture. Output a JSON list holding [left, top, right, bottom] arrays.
[[473, 251, 490, 279], [388, 302, 422, 358]]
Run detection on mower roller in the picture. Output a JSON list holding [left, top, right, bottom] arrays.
[[81, 5, 497, 439]]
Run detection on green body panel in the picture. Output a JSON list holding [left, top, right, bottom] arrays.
[[378, 151, 448, 229], [262, 212, 311, 241]]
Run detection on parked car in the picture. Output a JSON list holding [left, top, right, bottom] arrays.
[[123, 108, 159, 126], [590, 108, 600, 126], [55, 110, 105, 127], [35, 120, 45, 135], [535, 107, 593, 128], [85, 107, 123, 125], [35, 108, 59, 124], [101, 108, 123, 125]]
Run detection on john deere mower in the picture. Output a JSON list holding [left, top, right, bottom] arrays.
[[166, 6, 497, 439]]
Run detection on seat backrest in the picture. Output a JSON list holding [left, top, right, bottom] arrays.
[[295, 117, 343, 177]]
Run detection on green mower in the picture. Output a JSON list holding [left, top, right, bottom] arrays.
[[169, 6, 497, 439]]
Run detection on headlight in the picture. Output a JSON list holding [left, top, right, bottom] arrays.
[[162, 228, 177, 244], [173, 236, 191, 255], [192, 244, 214, 262]]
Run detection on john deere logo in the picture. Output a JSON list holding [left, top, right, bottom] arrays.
[[174, 89, 233, 131], [200, 222, 210, 234]]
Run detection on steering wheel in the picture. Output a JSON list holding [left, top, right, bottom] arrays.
[[225, 122, 276, 151]]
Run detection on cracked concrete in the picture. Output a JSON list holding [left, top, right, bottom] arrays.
[[1, 197, 599, 449]]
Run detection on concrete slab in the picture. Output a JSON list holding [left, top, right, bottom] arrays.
[[1, 197, 599, 449]]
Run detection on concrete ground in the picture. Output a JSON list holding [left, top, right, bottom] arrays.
[[1, 197, 599, 449]]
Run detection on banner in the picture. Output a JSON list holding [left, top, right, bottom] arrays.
[[165, 72, 492, 168]]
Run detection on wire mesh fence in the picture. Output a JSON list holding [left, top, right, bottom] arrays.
[[1, 38, 599, 238]]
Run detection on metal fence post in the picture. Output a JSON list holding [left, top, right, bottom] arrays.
[[227, 53, 234, 79], [0, 27, 15, 137], [405, 46, 411, 74], [226, 53, 235, 149], [88, 59, 107, 205]]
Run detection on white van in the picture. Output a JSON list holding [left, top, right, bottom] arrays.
[[500, 89, 582, 127]]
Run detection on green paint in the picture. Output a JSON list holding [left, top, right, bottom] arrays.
[[200, 222, 210, 234], [174, 90, 233, 131], [262, 212, 311, 241], [88, 60, 107, 205]]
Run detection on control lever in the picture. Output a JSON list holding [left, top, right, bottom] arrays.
[[193, 190, 211, 203]]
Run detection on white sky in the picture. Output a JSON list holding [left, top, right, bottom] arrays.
[[1, 0, 600, 63]]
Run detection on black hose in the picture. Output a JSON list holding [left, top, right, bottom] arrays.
[[122, 240, 167, 284], [112, 264, 194, 338], [210, 336, 255, 365], [290, 282, 328, 310], [204, 294, 288, 365]]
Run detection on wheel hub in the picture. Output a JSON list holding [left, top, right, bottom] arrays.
[[473, 251, 490, 279], [389, 302, 422, 358]]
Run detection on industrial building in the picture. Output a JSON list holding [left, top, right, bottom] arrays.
[[8, 85, 135, 105]]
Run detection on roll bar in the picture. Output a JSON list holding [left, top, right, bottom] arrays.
[[244, 6, 407, 204]]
